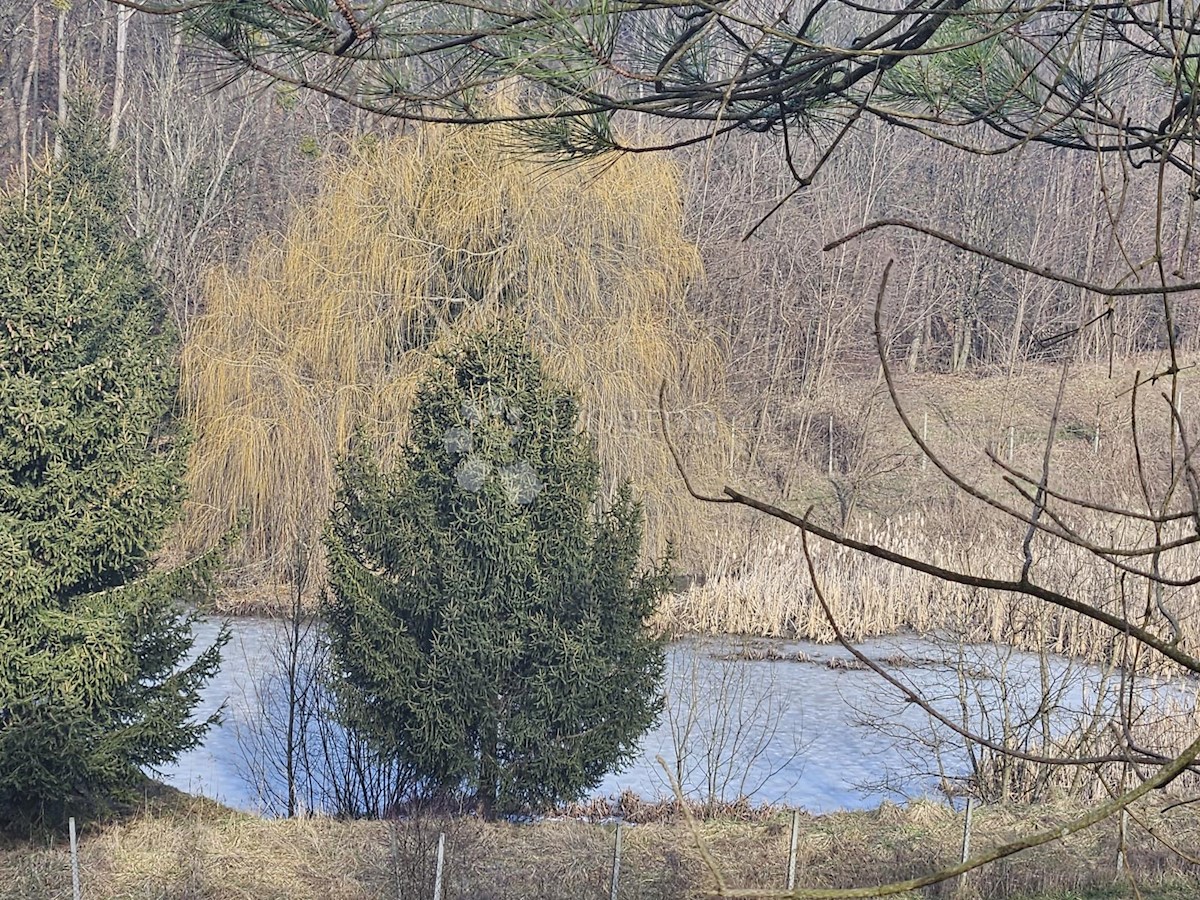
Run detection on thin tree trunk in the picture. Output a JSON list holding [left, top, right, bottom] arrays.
[[479, 715, 498, 819], [906, 309, 929, 373], [53, 7, 66, 159], [18, 2, 41, 185], [109, 5, 132, 149], [1008, 178, 1054, 373]]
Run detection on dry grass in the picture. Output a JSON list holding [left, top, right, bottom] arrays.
[[653, 512, 1199, 669], [657, 356, 1200, 669], [4, 790, 1200, 899], [176, 122, 733, 582], [748, 355, 1198, 521]]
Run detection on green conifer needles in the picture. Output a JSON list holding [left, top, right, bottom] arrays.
[[0, 106, 224, 825], [325, 329, 667, 816]]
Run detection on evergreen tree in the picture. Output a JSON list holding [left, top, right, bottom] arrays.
[[0, 104, 224, 825], [325, 328, 667, 816]]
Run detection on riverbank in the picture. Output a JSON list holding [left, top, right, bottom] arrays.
[[196, 358, 1200, 681], [4, 786, 1199, 899], [205, 510, 1200, 679]]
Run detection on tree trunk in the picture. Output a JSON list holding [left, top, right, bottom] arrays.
[[18, 2, 41, 185], [108, 5, 132, 149], [478, 714, 499, 819], [906, 310, 929, 373], [53, 7, 65, 159]]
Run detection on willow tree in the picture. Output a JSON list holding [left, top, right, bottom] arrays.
[[0, 105, 223, 825], [180, 123, 729, 580]]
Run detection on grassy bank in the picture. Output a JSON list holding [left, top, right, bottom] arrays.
[[655, 355, 1197, 643], [5, 789, 1200, 899]]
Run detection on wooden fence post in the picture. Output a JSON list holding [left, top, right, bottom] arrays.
[[69, 816, 81, 900], [610, 822, 623, 900], [786, 809, 801, 891]]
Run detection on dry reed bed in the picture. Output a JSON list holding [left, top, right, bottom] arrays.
[[655, 510, 1199, 673], [661, 355, 1197, 664], [5, 794, 1200, 899], [653, 515, 1200, 804]]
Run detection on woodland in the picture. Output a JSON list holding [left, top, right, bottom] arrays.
[[3, 0, 1195, 579], [2, 0, 1200, 896]]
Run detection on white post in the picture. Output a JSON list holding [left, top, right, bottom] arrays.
[[390, 824, 401, 900], [69, 816, 81, 900], [786, 809, 801, 890], [610, 822, 623, 900], [960, 798, 974, 864], [1008, 425, 1014, 462], [432, 832, 445, 900]]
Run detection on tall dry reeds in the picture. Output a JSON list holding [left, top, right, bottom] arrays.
[[178, 124, 732, 580], [655, 509, 1200, 674], [655, 504, 1200, 806]]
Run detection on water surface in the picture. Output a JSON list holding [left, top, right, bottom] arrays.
[[157, 619, 1173, 815]]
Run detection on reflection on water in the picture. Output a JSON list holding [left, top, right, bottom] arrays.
[[157, 619, 1186, 815]]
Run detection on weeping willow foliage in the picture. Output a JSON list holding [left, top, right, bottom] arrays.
[[180, 124, 729, 578]]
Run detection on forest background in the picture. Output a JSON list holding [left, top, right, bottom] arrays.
[[5, 0, 1194, 634], [4, 2, 1200, 897]]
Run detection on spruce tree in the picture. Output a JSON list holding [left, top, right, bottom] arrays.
[[325, 328, 667, 816], [0, 105, 224, 825]]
